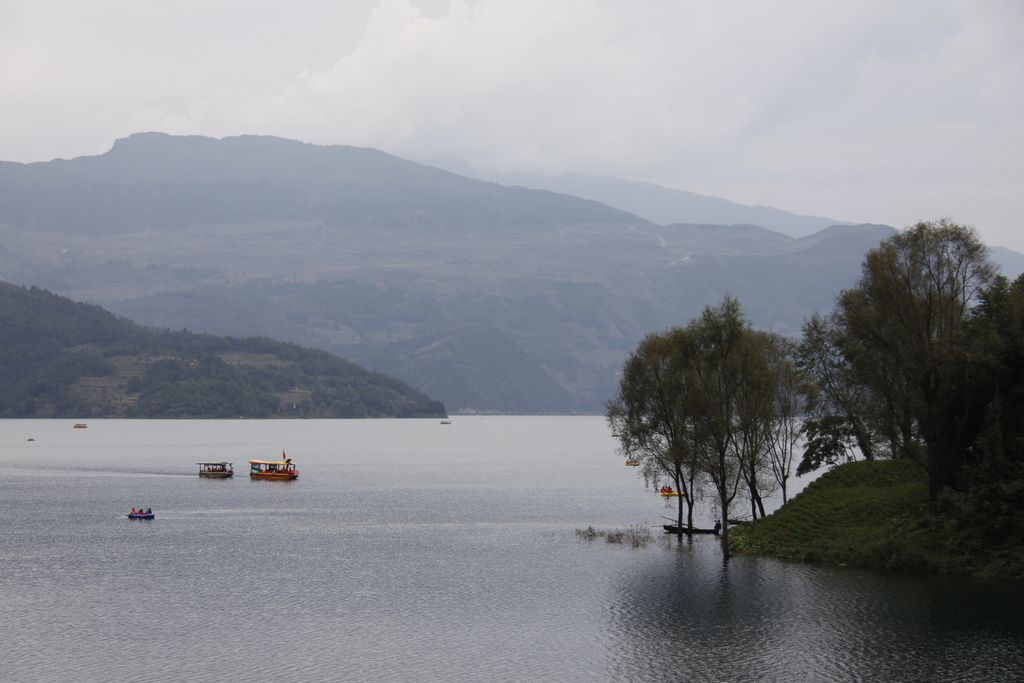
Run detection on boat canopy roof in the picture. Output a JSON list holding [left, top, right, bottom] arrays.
[[197, 461, 232, 465], [249, 459, 292, 465]]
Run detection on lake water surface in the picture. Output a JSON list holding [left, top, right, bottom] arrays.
[[1, 417, 1022, 682]]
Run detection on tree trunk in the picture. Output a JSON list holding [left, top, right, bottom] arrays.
[[686, 466, 696, 529], [850, 414, 874, 461], [754, 491, 766, 519], [720, 492, 731, 559]]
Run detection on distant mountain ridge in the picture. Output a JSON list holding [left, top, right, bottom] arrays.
[[0, 133, 1019, 413], [0, 132, 640, 235], [449, 168, 845, 237]]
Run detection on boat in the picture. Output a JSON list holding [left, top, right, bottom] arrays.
[[249, 454, 298, 480], [127, 511, 155, 520], [197, 461, 234, 478], [662, 523, 720, 535], [624, 458, 640, 467], [659, 485, 683, 497], [73, 423, 88, 429], [440, 418, 452, 424]]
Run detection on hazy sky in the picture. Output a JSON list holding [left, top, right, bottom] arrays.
[[2, 1, 1022, 248]]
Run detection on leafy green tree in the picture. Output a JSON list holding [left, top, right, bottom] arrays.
[[922, 274, 1024, 544], [834, 219, 996, 500], [606, 328, 700, 529], [964, 274, 1024, 472], [764, 334, 807, 505], [733, 329, 780, 520], [688, 298, 748, 552], [610, 297, 799, 550], [796, 313, 880, 470]]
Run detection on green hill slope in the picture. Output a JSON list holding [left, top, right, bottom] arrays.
[[730, 460, 1024, 579], [0, 282, 445, 419]]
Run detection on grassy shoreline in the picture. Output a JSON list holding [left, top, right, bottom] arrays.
[[729, 460, 1024, 580]]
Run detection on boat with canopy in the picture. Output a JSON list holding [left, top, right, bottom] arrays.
[[197, 462, 234, 478], [249, 454, 298, 480]]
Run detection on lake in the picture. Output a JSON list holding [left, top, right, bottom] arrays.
[[1, 417, 1022, 682]]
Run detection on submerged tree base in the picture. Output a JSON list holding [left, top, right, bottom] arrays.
[[729, 460, 1024, 579]]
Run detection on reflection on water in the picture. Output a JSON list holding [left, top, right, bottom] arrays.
[[607, 540, 1024, 682], [1, 418, 1022, 681]]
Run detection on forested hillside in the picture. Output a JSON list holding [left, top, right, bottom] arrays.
[[0, 282, 445, 418]]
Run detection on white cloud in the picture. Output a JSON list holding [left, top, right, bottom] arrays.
[[2, 0, 1022, 248]]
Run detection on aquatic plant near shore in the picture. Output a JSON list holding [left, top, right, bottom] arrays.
[[575, 524, 652, 548]]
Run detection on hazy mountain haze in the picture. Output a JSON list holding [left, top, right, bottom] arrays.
[[477, 171, 844, 238]]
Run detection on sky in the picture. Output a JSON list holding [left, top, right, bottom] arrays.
[[2, 0, 1022, 248]]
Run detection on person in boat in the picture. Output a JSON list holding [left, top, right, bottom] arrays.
[[145, 508, 152, 515], [713, 520, 722, 534], [130, 507, 137, 515]]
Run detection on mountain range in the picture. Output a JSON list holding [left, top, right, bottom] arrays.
[[448, 168, 845, 237], [1, 133, 1019, 414]]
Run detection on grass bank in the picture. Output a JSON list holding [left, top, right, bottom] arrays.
[[729, 460, 1024, 579]]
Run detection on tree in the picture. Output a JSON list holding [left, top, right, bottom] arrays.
[[964, 274, 1024, 472], [764, 335, 807, 504], [733, 329, 779, 520], [606, 328, 700, 529], [796, 313, 879, 469], [610, 297, 806, 550], [835, 219, 996, 500], [688, 298, 747, 554]]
